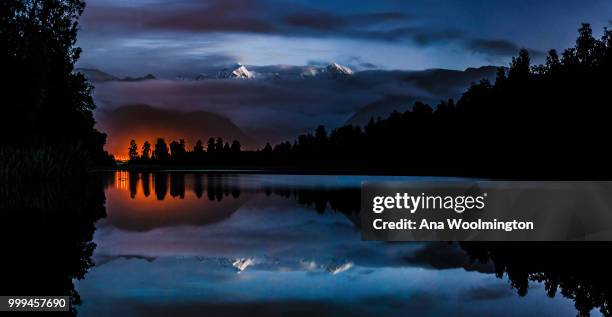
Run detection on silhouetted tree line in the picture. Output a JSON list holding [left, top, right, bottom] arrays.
[[127, 137, 244, 165], [127, 24, 610, 178], [461, 243, 612, 317], [1, 1, 114, 180]]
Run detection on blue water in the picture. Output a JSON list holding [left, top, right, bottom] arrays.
[[74, 172, 589, 316]]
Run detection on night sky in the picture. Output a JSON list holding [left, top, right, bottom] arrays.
[[76, 0, 612, 156]]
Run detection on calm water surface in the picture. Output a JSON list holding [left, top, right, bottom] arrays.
[[70, 172, 603, 317]]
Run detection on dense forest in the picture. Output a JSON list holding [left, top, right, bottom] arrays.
[[127, 24, 611, 178], [0, 1, 114, 181]]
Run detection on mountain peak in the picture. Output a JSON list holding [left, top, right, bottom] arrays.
[[218, 64, 253, 79], [326, 62, 354, 78]]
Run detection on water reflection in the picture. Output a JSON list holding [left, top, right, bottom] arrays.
[[113, 170, 360, 214], [0, 175, 106, 316], [105, 172, 360, 232], [79, 172, 612, 317], [461, 243, 612, 317], [2, 172, 611, 317]]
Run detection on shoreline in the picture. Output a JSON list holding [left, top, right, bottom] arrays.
[[92, 164, 486, 178]]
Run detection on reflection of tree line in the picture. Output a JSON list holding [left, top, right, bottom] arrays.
[[265, 186, 360, 215], [3, 173, 611, 317], [119, 172, 360, 214], [123, 172, 612, 317], [0, 176, 106, 316], [461, 243, 612, 317], [125, 172, 242, 202]]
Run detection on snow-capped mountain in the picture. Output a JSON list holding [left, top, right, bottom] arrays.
[[325, 62, 354, 78], [217, 64, 253, 79], [191, 62, 353, 81], [326, 261, 354, 275], [232, 257, 256, 273]]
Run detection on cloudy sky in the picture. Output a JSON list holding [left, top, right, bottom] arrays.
[[76, 0, 612, 155], [77, 0, 612, 77]]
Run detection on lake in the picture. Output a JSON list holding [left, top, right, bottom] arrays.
[[4, 171, 605, 316]]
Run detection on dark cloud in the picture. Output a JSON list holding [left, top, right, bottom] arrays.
[[284, 11, 411, 31], [412, 29, 464, 45], [150, 0, 275, 33], [82, 0, 275, 34], [360, 62, 377, 69], [284, 12, 347, 30], [342, 26, 464, 46], [468, 39, 522, 56], [82, 0, 411, 38], [349, 12, 411, 24], [81, 0, 461, 48], [307, 60, 329, 67], [344, 56, 378, 70], [80, 0, 541, 61], [467, 39, 543, 57]]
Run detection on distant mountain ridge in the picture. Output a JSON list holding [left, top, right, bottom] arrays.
[[345, 66, 499, 126], [75, 68, 156, 83], [188, 62, 355, 81], [86, 63, 500, 148]]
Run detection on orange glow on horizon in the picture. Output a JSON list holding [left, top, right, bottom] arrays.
[[106, 134, 257, 159]]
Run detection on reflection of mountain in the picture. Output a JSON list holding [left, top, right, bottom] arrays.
[[98, 172, 612, 317], [97, 104, 255, 156]]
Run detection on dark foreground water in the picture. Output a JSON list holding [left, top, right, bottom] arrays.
[[2, 172, 610, 316]]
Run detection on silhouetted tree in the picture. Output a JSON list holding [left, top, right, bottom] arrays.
[[128, 140, 139, 160], [508, 48, 531, 81], [152, 138, 169, 161], [141, 141, 151, 160], [314, 125, 328, 144], [0, 0, 112, 166], [207, 137, 216, 153], [141, 171, 150, 197], [193, 140, 204, 153], [216, 138, 224, 152], [169, 139, 186, 160], [154, 172, 167, 200], [262, 143, 273, 153], [461, 243, 612, 317], [230, 140, 241, 152]]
